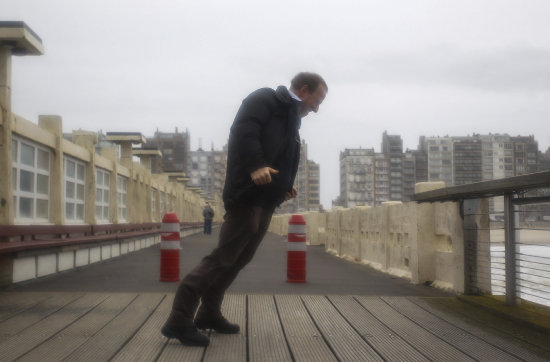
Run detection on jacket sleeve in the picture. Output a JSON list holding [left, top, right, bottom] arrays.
[[230, 90, 273, 174]]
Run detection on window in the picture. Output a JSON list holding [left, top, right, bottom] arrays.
[[96, 168, 110, 222], [12, 137, 51, 222], [65, 157, 86, 222], [152, 189, 158, 220], [160, 191, 165, 214], [117, 175, 128, 221]]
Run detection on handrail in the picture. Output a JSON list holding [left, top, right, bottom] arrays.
[[412, 171, 550, 307], [412, 171, 550, 203]]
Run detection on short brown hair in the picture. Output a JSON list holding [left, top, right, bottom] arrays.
[[291, 72, 327, 93]]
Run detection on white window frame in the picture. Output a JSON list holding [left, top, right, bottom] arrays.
[[12, 137, 51, 223], [151, 188, 158, 221], [64, 156, 86, 223], [96, 168, 111, 223], [117, 175, 128, 221], [159, 191, 165, 215]]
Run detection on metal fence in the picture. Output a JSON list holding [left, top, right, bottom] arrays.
[[413, 171, 550, 307]]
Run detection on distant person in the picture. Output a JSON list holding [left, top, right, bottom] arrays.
[[162, 72, 328, 346], [202, 202, 214, 234]]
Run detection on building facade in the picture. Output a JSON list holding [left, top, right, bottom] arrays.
[[338, 132, 542, 207], [278, 140, 322, 213], [339, 148, 375, 208], [186, 145, 227, 200], [146, 128, 190, 174]]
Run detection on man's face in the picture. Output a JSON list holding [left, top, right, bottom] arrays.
[[297, 84, 327, 118]]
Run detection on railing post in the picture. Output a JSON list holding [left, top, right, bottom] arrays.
[[504, 193, 517, 306]]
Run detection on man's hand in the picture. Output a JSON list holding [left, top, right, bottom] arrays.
[[250, 167, 279, 185], [284, 186, 298, 201]]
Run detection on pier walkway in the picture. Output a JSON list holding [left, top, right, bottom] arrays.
[[2, 230, 550, 361]]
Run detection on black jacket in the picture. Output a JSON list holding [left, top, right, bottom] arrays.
[[223, 86, 301, 210]]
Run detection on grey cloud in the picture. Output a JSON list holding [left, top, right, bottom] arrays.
[[329, 45, 550, 92]]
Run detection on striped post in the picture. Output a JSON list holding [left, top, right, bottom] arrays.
[[287, 214, 307, 283], [160, 212, 181, 282]]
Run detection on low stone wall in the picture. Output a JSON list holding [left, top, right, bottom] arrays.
[[269, 183, 473, 293], [10, 226, 203, 285]]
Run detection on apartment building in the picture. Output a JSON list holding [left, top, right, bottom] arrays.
[[146, 128, 191, 174], [278, 140, 321, 213], [338, 132, 541, 208], [382, 132, 404, 202], [339, 148, 375, 208], [187, 146, 227, 199]]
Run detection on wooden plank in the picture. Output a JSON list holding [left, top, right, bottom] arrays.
[[275, 295, 337, 362], [111, 294, 173, 362], [301, 295, 383, 361], [64, 293, 163, 361], [0, 292, 52, 322], [158, 334, 207, 362], [410, 297, 550, 362], [328, 295, 428, 362], [17, 293, 137, 362], [0, 293, 107, 361], [355, 296, 475, 361], [203, 294, 247, 362], [0, 292, 83, 337], [248, 294, 292, 362], [382, 296, 522, 362]]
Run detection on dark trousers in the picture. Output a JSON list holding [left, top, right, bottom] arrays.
[[167, 204, 273, 326], [203, 219, 212, 234]]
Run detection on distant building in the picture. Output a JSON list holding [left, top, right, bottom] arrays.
[[421, 136, 454, 185], [146, 128, 190, 173], [453, 137, 482, 185], [278, 140, 321, 213], [307, 160, 321, 211], [402, 151, 417, 201], [382, 132, 403, 202], [338, 132, 541, 208], [539, 147, 550, 172], [339, 148, 375, 208], [511, 136, 538, 175], [187, 145, 227, 199]]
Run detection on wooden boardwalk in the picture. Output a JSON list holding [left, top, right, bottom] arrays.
[[1, 292, 549, 361]]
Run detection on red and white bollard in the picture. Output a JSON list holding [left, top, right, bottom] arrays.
[[287, 214, 307, 283], [160, 212, 181, 282]]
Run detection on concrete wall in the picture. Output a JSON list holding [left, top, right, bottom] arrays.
[[11, 235, 159, 283], [269, 182, 481, 294], [0, 112, 218, 286], [1, 113, 222, 226]]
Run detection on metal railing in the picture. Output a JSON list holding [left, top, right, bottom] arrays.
[[413, 171, 550, 307]]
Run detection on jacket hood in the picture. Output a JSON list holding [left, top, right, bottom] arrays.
[[275, 85, 294, 104], [275, 85, 302, 129]]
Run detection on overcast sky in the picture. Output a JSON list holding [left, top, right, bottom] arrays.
[[3, 0, 550, 208]]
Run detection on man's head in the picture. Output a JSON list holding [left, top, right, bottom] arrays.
[[290, 72, 328, 117]]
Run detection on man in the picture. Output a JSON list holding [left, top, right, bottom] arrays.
[[202, 202, 214, 234], [161, 72, 327, 346]]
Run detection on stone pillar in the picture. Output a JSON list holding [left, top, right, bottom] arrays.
[[101, 146, 118, 223], [119, 142, 133, 168], [463, 198, 491, 294], [411, 182, 446, 284], [140, 155, 153, 171], [39, 115, 64, 225], [0, 46, 13, 225], [72, 131, 98, 225]]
